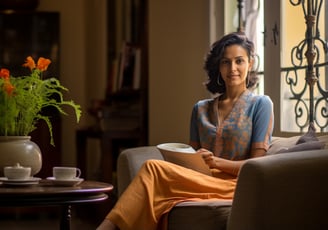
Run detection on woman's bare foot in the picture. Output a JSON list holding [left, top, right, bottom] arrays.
[[96, 219, 118, 230]]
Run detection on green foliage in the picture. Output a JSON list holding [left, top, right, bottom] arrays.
[[0, 59, 81, 146]]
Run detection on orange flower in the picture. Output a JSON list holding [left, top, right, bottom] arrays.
[[0, 68, 10, 80], [22, 56, 36, 71], [3, 80, 15, 96], [36, 57, 51, 71]]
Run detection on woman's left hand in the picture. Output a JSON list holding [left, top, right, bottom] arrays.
[[197, 148, 219, 169]]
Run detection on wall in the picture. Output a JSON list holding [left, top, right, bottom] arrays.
[[38, 0, 107, 165], [148, 0, 211, 145], [263, 1, 281, 136]]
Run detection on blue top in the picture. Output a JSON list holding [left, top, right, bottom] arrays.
[[189, 90, 274, 160]]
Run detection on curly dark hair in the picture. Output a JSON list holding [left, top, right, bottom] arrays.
[[204, 32, 259, 94]]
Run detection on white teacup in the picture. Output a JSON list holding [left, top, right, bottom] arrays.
[[4, 163, 31, 180], [53, 167, 81, 180]]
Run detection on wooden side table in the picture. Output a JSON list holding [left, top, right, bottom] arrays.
[[0, 180, 113, 230], [76, 127, 143, 183]]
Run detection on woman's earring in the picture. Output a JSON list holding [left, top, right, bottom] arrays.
[[217, 76, 223, 86], [246, 72, 250, 87]]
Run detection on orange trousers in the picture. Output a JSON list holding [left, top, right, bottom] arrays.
[[107, 160, 236, 230]]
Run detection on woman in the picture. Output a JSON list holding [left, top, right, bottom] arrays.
[[97, 32, 274, 230]]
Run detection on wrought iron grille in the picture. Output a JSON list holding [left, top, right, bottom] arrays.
[[283, 0, 328, 132], [236, 0, 328, 132]]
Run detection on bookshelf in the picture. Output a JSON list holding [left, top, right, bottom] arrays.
[[108, 43, 142, 93], [106, 0, 148, 144], [107, 1, 147, 88]]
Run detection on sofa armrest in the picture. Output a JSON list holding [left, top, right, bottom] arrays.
[[227, 149, 328, 230], [117, 146, 164, 196]]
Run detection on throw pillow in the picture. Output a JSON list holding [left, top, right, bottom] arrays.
[[296, 122, 318, 144], [267, 123, 325, 154], [275, 140, 325, 154]]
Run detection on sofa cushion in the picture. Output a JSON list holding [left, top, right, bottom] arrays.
[[168, 200, 232, 230], [274, 140, 325, 154], [318, 134, 328, 148], [267, 122, 328, 155], [295, 122, 318, 144], [267, 134, 327, 155], [267, 136, 297, 155]]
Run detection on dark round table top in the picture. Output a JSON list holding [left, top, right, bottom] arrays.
[[0, 180, 114, 206]]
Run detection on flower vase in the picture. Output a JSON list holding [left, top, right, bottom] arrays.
[[0, 136, 42, 177]]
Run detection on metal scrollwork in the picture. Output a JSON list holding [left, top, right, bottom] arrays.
[[284, 0, 328, 132]]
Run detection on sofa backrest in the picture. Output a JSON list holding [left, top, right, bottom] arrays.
[[117, 146, 163, 196], [227, 149, 328, 230]]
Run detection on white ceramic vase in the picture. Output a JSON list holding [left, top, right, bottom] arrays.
[[0, 136, 42, 177]]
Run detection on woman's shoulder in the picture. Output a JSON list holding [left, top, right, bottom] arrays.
[[248, 93, 273, 110], [249, 92, 273, 103], [194, 97, 217, 108]]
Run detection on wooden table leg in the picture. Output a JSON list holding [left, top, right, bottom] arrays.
[[76, 130, 88, 179], [100, 132, 113, 183], [60, 205, 71, 230]]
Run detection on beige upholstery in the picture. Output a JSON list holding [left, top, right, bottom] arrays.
[[168, 200, 232, 230], [117, 146, 163, 196], [116, 136, 328, 230], [227, 149, 328, 230]]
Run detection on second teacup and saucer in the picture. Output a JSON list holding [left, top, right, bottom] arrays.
[[46, 166, 84, 186]]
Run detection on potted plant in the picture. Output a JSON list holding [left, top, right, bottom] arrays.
[[0, 56, 81, 176]]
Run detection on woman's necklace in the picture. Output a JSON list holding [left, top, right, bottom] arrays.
[[218, 89, 246, 125]]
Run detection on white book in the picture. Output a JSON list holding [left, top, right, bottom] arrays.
[[157, 143, 212, 176]]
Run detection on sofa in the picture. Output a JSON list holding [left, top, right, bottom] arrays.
[[116, 135, 328, 230]]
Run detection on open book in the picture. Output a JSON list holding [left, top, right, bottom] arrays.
[[157, 143, 212, 176]]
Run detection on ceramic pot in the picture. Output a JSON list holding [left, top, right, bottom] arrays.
[[0, 136, 42, 177]]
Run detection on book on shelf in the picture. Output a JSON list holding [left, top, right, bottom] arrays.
[[157, 143, 212, 176], [132, 47, 141, 90], [116, 42, 142, 91], [107, 58, 119, 94]]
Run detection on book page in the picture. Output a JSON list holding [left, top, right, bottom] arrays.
[[157, 143, 212, 176]]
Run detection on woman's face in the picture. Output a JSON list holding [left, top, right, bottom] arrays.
[[219, 44, 253, 89]]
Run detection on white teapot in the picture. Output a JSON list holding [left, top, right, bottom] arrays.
[[4, 163, 31, 180]]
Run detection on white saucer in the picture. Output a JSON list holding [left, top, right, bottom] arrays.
[[46, 177, 84, 186], [0, 177, 41, 186]]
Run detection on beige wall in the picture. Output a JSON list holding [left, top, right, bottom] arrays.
[[148, 0, 211, 145], [38, 0, 107, 165], [263, 1, 281, 136]]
